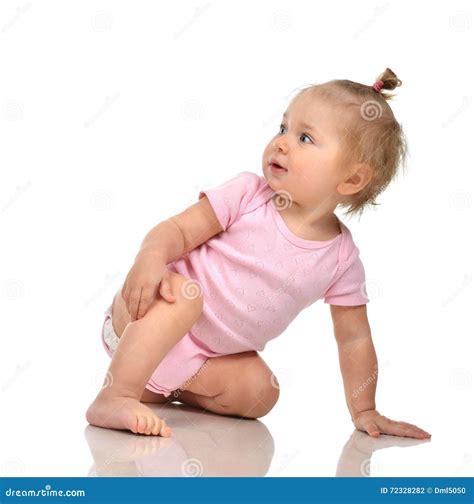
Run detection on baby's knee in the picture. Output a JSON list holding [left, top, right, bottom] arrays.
[[228, 371, 280, 419], [140, 272, 204, 329], [247, 378, 280, 418]]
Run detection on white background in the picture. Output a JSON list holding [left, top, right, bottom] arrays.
[[0, 0, 472, 477]]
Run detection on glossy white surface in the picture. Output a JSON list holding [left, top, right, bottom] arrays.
[[1, 299, 473, 478]]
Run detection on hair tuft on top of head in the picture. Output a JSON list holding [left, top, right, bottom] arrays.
[[374, 68, 402, 101]]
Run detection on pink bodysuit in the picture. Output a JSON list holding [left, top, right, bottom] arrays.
[[101, 171, 370, 396]]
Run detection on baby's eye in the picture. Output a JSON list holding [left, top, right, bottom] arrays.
[[277, 124, 313, 144]]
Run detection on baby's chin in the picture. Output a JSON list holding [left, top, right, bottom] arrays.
[[261, 165, 285, 190]]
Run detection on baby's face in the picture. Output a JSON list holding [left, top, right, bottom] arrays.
[[262, 91, 347, 210]]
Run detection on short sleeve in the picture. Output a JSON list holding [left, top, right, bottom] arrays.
[[198, 171, 264, 231], [323, 253, 370, 306]]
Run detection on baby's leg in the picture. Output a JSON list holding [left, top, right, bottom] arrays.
[[86, 272, 203, 436], [175, 351, 280, 418]]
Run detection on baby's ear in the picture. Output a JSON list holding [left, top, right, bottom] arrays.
[[337, 163, 373, 195]]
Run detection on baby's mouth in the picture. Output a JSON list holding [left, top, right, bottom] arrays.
[[270, 162, 288, 172]]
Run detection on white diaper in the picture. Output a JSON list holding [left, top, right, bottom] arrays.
[[103, 302, 119, 353]]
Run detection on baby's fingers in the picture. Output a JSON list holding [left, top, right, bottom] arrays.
[[159, 274, 176, 303], [395, 421, 431, 439], [128, 287, 143, 322], [364, 420, 381, 438], [135, 286, 156, 320], [376, 417, 431, 439]]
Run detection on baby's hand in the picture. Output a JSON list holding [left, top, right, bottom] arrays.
[[121, 253, 176, 322], [353, 409, 431, 440]]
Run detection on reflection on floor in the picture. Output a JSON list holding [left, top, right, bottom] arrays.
[[84, 402, 430, 477]]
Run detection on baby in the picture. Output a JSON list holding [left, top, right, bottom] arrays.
[[86, 68, 432, 440]]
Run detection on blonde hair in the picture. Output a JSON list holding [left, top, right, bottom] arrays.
[[293, 68, 408, 219]]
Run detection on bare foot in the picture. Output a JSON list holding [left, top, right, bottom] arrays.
[[86, 394, 172, 437]]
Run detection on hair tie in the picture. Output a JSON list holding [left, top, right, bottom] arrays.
[[372, 79, 384, 93]]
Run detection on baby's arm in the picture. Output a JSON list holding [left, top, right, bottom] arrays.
[[122, 195, 224, 320], [330, 304, 431, 439], [136, 195, 223, 263]]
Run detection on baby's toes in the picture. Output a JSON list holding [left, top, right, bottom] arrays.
[[151, 417, 161, 436], [143, 415, 154, 435], [162, 422, 172, 437], [155, 417, 171, 437], [132, 414, 148, 434]]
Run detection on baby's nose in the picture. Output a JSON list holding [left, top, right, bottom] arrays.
[[274, 138, 288, 152]]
